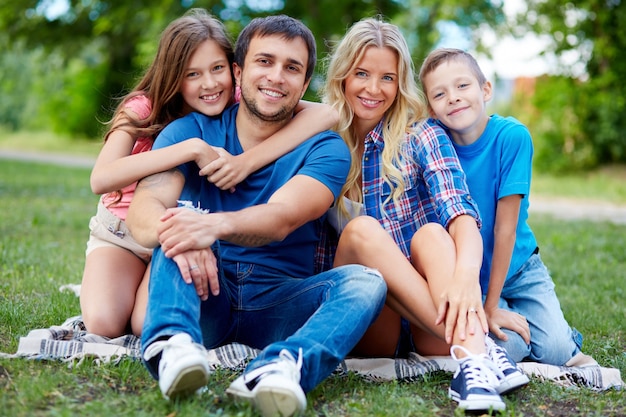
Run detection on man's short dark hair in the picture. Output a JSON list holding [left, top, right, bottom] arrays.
[[234, 15, 316, 81]]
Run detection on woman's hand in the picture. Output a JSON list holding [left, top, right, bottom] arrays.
[[435, 277, 487, 344]]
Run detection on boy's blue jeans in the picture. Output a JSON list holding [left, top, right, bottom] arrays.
[[490, 253, 583, 365], [142, 245, 386, 393]]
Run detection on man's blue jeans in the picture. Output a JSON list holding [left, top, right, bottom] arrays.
[[490, 253, 583, 365], [142, 245, 387, 393]]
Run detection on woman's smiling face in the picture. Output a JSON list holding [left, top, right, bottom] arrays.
[[344, 46, 399, 136]]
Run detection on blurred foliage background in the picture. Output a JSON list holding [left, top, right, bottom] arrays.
[[1, 0, 624, 172]]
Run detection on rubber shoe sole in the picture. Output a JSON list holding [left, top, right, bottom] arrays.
[[497, 371, 530, 394], [256, 383, 305, 417], [227, 373, 306, 417], [162, 362, 209, 400], [449, 387, 506, 412]]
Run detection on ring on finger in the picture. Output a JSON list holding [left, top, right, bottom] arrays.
[[468, 307, 477, 313], [189, 265, 199, 271]]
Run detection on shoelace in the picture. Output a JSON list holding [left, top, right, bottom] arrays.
[[243, 348, 304, 390], [485, 335, 519, 374], [489, 344, 516, 372], [451, 345, 503, 390], [277, 348, 303, 382]]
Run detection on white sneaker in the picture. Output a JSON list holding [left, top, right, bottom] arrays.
[[485, 336, 530, 394], [448, 345, 506, 412], [227, 348, 306, 417], [143, 333, 210, 400]]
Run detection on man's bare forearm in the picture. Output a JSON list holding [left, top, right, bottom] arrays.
[[127, 169, 184, 248]]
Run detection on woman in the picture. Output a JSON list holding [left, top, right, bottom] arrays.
[[320, 17, 527, 412]]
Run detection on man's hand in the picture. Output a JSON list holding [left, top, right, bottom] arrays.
[[172, 248, 220, 301], [157, 207, 221, 258]]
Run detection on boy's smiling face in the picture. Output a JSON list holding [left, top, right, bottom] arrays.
[[423, 59, 492, 144]]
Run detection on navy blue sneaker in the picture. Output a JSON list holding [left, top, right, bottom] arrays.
[[486, 336, 529, 394], [449, 345, 506, 412]]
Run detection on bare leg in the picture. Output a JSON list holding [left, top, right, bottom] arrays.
[[80, 246, 146, 338], [411, 223, 486, 356], [333, 216, 444, 355], [130, 262, 150, 336], [410, 325, 450, 356]]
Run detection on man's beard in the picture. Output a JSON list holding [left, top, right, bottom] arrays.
[[239, 84, 296, 123]]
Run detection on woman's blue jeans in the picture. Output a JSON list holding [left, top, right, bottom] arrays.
[[142, 245, 387, 393]]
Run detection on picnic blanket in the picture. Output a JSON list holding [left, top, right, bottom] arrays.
[[1, 282, 621, 391], [2, 315, 622, 392]]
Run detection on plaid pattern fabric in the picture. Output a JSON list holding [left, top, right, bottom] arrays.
[[361, 118, 481, 257], [315, 118, 481, 270]]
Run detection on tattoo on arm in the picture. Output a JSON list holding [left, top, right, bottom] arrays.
[[136, 169, 181, 191]]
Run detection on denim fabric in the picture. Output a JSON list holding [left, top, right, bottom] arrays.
[[142, 245, 387, 393], [489, 253, 582, 365]]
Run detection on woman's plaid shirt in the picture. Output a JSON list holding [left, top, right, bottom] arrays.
[[315, 118, 481, 272]]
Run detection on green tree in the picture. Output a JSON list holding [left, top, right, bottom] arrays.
[[2, 0, 198, 136], [512, 0, 626, 170], [395, 0, 506, 67], [1, 0, 506, 137]]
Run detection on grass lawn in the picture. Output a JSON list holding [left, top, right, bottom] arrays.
[[3, 129, 626, 205], [0, 154, 624, 416]]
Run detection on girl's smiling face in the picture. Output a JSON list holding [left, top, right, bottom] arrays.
[[180, 39, 234, 116]]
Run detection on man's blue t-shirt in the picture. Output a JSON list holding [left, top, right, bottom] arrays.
[[152, 104, 351, 278]]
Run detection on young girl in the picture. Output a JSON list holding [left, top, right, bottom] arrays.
[[80, 8, 338, 339], [320, 18, 527, 412]]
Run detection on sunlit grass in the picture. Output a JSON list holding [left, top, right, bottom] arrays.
[[0, 128, 101, 158], [3, 128, 626, 205], [0, 158, 624, 416], [532, 164, 626, 204]]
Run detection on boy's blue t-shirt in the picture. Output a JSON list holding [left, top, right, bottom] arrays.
[[152, 104, 351, 278], [449, 115, 537, 293]]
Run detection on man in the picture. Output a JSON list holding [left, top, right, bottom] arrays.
[[126, 15, 386, 417]]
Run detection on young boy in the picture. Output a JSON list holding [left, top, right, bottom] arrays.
[[419, 48, 586, 366]]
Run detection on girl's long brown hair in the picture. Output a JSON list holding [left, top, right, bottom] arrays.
[[104, 8, 234, 143]]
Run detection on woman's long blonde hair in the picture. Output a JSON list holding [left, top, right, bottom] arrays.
[[321, 17, 428, 215]]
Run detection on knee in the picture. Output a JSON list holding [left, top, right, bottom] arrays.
[[360, 265, 387, 300], [82, 312, 127, 338], [341, 216, 386, 247], [410, 222, 450, 252], [530, 334, 576, 365]]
